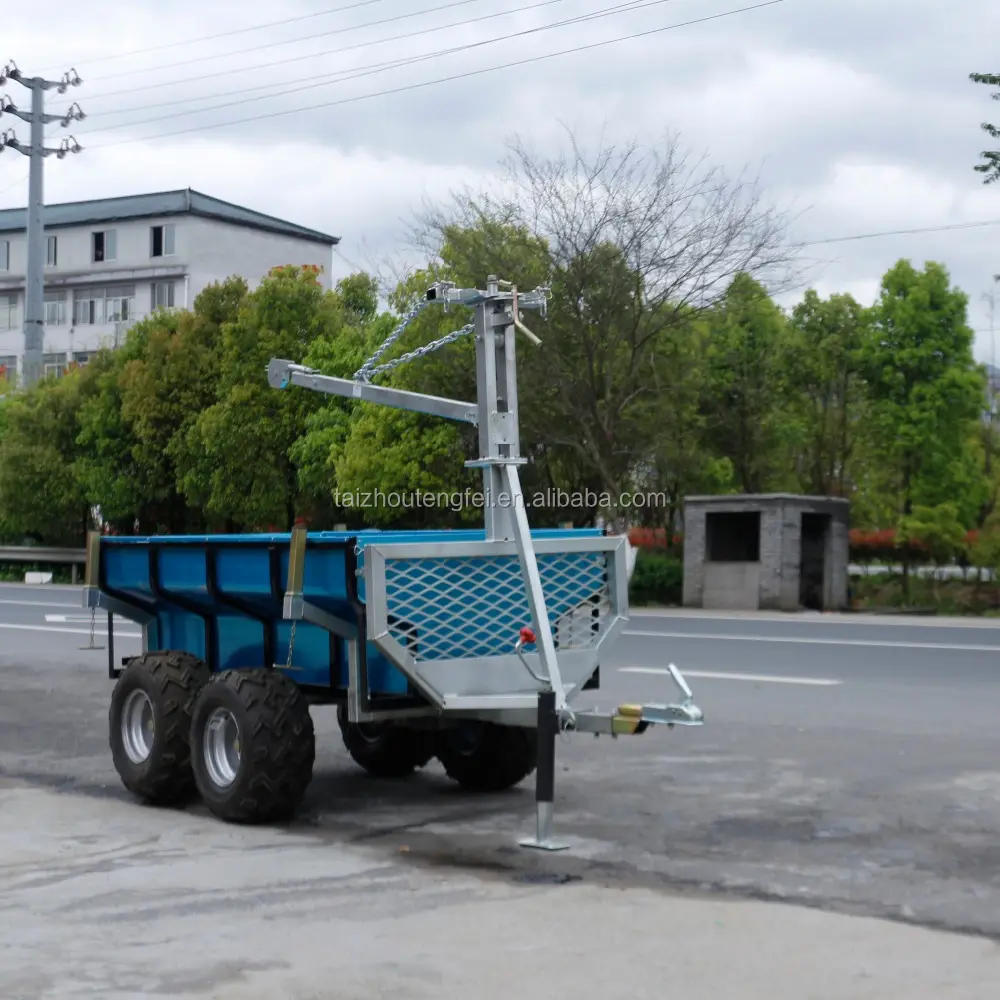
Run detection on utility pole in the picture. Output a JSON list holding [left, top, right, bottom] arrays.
[[0, 60, 83, 389]]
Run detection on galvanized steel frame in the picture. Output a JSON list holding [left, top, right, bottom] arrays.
[[361, 534, 628, 715]]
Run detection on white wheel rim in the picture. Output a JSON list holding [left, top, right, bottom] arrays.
[[203, 707, 241, 788], [121, 689, 155, 764]]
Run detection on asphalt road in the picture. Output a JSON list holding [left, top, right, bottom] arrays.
[[2, 583, 999, 938]]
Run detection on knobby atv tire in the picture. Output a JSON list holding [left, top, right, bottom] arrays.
[[108, 650, 211, 805], [436, 722, 537, 793], [190, 668, 315, 824], [337, 705, 434, 778]]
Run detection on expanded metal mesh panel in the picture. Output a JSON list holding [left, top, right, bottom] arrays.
[[383, 550, 613, 662]]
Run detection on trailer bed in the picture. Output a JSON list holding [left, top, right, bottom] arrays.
[[89, 527, 608, 704]]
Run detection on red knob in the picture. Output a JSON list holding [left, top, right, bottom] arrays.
[[519, 626, 536, 644]]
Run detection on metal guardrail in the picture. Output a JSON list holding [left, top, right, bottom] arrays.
[[0, 545, 86, 584]]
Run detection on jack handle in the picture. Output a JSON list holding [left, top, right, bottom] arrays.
[[515, 626, 548, 685]]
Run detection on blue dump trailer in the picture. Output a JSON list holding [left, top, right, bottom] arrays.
[[81, 276, 704, 849]]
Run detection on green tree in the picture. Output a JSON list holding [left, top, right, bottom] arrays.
[[75, 347, 149, 531], [787, 290, 870, 496], [126, 278, 246, 532], [702, 273, 799, 493], [408, 131, 796, 527], [970, 72, 1000, 184], [859, 259, 988, 587], [73, 280, 247, 534], [177, 268, 382, 529], [289, 272, 461, 528], [900, 501, 967, 568], [900, 501, 969, 600], [335, 407, 477, 528], [0, 372, 91, 545], [636, 317, 734, 538], [969, 508, 1000, 594]]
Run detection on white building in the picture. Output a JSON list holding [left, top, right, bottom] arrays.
[[0, 188, 339, 382]]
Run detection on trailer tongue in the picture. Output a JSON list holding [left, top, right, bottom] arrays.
[[83, 274, 703, 850]]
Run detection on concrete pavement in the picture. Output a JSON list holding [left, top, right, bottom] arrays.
[[3, 583, 1000, 995], [3, 780, 1000, 1000]]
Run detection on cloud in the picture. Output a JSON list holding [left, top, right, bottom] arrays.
[[2, 0, 999, 356]]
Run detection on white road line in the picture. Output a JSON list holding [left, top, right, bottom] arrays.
[[0, 599, 82, 609], [628, 611, 1000, 631], [619, 667, 842, 687], [0, 623, 142, 638], [623, 629, 1000, 653]]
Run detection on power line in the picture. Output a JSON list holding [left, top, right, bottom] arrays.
[[0, 123, 72, 196], [87, 0, 489, 84], [80, 0, 791, 151], [795, 218, 1000, 247], [76, 0, 686, 137], [77, 0, 580, 110], [0, 169, 27, 195], [40, 0, 393, 74]]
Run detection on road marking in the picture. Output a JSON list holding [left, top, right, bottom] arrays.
[[0, 623, 141, 638], [628, 611, 1000, 631], [0, 599, 82, 609], [623, 629, 1000, 653], [619, 667, 842, 686]]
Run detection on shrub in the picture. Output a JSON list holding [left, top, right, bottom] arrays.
[[629, 550, 683, 606]]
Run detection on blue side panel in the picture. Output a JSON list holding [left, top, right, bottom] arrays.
[[217, 615, 265, 669], [159, 548, 206, 592], [161, 608, 206, 660], [99, 526, 608, 697], [105, 546, 153, 592], [216, 548, 271, 598]]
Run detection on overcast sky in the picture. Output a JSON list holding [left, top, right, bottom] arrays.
[[3, 0, 999, 359]]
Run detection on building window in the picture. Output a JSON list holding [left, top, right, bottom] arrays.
[[705, 511, 761, 562], [43, 352, 66, 379], [0, 241, 9, 271], [105, 288, 134, 324], [92, 229, 117, 263], [0, 293, 17, 331], [73, 286, 135, 326], [46, 235, 58, 267], [150, 224, 175, 258], [72, 351, 92, 367], [44, 291, 67, 326], [151, 280, 175, 310], [74, 289, 104, 325]]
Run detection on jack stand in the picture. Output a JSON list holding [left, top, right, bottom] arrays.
[[519, 689, 570, 852]]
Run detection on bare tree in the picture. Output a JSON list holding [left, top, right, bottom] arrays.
[[408, 127, 802, 526]]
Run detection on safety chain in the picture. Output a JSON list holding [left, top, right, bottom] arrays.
[[80, 605, 105, 651], [286, 620, 297, 670], [353, 300, 430, 382], [354, 288, 476, 383], [358, 323, 475, 381]]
